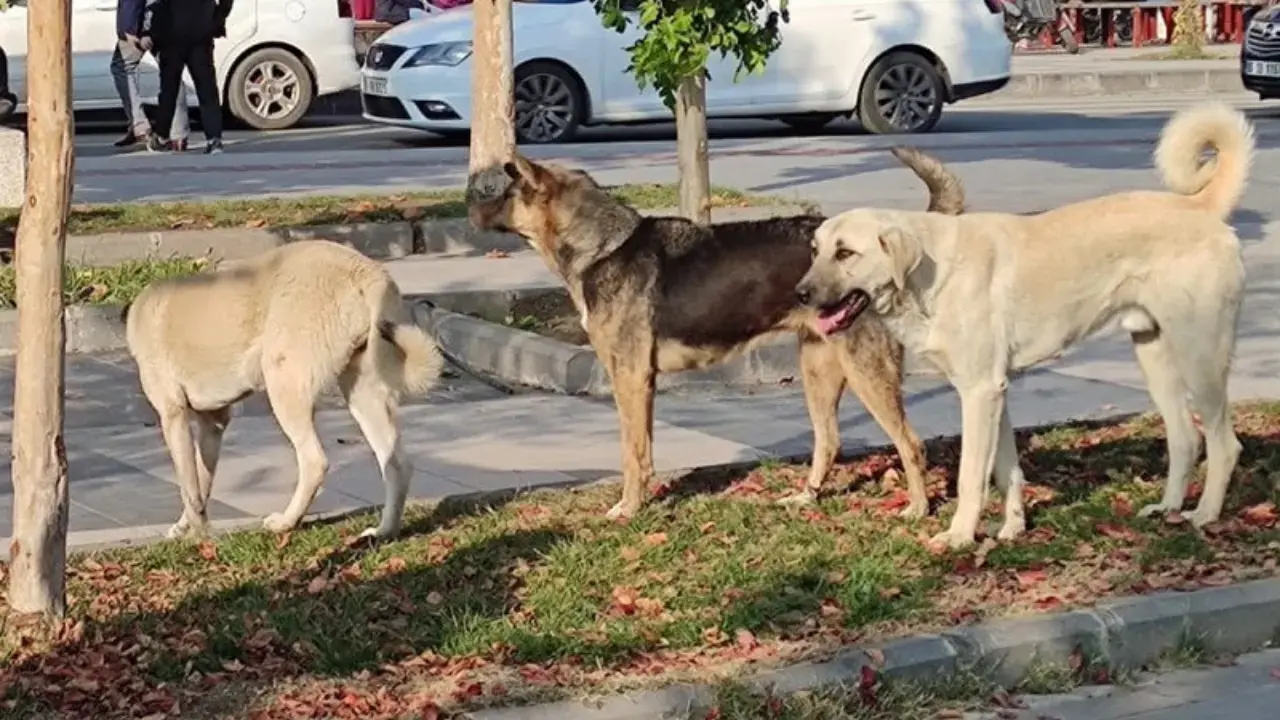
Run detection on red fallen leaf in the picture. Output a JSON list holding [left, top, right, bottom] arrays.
[[727, 478, 766, 496], [197, 541, 218, 562], [1241, 502, 1278, 528], [1034, 595, 1065, 611], [1016, 568, 1049, 588], [643, 532, 669, 547], [1096, 523, 1140, 542], [878, 489, 911, 513], [635, 597, 665, 617], [1186, 482, 1204, 501], [735, 629, 759, 651], [1111, 493, 1134, 518], [858, 665, 879, 707], [306, 575, 330, 594], [382, 556, 408, 573], [704, 708, 723, 720], [451, 682, 484, 702], [611, 586, 639, 615]]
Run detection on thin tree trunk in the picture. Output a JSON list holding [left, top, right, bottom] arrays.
[[467, 0, 515, 203], [8, 0, 73, 618], [675, 74, 710, 225]]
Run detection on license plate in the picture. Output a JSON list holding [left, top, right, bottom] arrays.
[[1246, 60, 1280, 78], [362, 76, 388, 95]]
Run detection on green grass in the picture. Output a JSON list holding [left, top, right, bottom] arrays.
[[0, 185, 786, 237], [0, 257, 213, 309], [6, 404, 1280, 718]]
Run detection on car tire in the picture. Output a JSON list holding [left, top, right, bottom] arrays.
[[227, 48, 315, 131], [514, 61, 584, 144], [780, 113, 840, 132], [857, 51, 945, 135]]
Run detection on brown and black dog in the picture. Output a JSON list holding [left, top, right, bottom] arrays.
[[469, 148, 965, 520]]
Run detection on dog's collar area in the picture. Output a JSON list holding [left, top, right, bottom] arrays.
[[815, 291, 870, 336]]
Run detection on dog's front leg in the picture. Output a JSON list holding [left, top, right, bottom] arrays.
[[934, 382, 1004, 550], [159, 405, 211, 539], [603, 348, 656, 520]]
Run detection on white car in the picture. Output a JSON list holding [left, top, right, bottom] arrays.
[[0, 0, 362, 130], [360, 0, 1012, 143]]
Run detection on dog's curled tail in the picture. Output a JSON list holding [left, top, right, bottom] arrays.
[[890, 146, 966, 216], [366, 277, 444, 398], [1154, 102, 1254, 221]]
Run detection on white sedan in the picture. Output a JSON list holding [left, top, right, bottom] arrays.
[[360, 0, 1013, 143], [0, 0, 362, 130]]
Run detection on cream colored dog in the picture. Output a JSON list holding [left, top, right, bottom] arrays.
[[124, 240, 443, 541], [795, 102, 1251, 549]]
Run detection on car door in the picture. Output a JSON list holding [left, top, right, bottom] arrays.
[[596, 0, 667, 120], [749, 0, 881, 111], [0, 0, 28, 106], [72, 0, 124, 106]]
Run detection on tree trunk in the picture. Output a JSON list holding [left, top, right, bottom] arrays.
[[8, 0, 73, 618], [467, 0, 515, 203], [675, 74, 710, 226]]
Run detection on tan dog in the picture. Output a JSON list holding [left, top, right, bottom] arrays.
[[796, 102, 1251, 549], [123, 240, 443, 540]]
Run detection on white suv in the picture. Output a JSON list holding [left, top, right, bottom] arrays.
[[0, 0, 362, 130], [361, 0, 1013, 143]]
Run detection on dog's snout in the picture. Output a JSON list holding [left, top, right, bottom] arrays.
[[795, 286, 812, 306]]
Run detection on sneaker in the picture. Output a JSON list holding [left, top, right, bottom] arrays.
[[114, 131, 145, 149], [144, 133, 169, 153], [203, 139, 224, 155]]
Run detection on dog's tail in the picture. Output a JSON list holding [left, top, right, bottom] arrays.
[[363, 276, 444, 397], [890, 146, 966, 215], [1154, 102, 1254, 221]]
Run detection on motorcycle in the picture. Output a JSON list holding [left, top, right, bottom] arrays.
[[1002, 0, 1081, 54]]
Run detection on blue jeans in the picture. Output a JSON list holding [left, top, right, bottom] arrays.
[[110, 38, 188, 140]]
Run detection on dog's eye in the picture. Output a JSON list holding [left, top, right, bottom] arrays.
[[834, 248, 857, 261]]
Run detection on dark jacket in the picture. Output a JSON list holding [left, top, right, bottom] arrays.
[[374, 0, 425, 25], [146, 0, 234, 46], [117, 0, 146, 39]]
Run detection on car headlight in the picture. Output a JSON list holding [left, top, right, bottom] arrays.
[[402, 42, 473, 68]]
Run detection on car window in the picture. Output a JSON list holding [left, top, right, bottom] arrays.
[[3, 1, 28, 9]]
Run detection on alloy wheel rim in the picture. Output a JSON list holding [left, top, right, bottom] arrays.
[[515, 73, 575, 142], [243, 60, 302, 121], [873, 64, 938, 132]]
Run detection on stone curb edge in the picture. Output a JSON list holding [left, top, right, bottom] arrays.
[[464, 578, 1280, 720], [36, 204, 816, 268], [997, 66, 1244, 100]]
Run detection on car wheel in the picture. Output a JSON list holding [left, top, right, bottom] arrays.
[[780, 113, 840, 132], [227, 48, 315, 131], [514, 61, 584, 144], [857, 51, 945, 135]]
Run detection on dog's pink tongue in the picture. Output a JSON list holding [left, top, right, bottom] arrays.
[[816, 307, 850, 335]]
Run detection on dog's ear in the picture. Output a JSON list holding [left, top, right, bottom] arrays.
[[504, 156, 550, 192], [878, 225, 921, 291]]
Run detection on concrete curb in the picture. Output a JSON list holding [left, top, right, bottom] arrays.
[[48, 204, 816, 267], [998, 67, 1243, 100], [465, 578, 1280, 720], [414, 303, 803, 396]]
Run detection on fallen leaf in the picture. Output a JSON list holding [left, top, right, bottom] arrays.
[[1111, 493, 1134, 518], [1016, 568, 1049, 588], [197, 541, 218, 562], [1096, 523, 1140, 542], [426, 591, 445, 606], [306, 576, 329, 594], [643, 532, 668, 547], [485, 249, 510, 259], [735, 629, 759, 651], [1241, 502, 1278, 528], [244, 218, 267, 229]]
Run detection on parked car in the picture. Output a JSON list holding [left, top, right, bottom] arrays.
[[1243, 2, 1280, 101], [0, 0, 362, 130], [359, 0, 1013, 143], [0, 44, 15, 124]]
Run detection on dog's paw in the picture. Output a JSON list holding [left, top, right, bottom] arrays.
[[997, 518, 1027, 541], [777, 490, 818, 507], [929, 529, 977, 551], [899, 498, 928, 521], [1138, 501, 1181, 519], [605, 499, 641, 521], [1181, 507, 1220, 529], [358, 526, 397, 542], [165, 520, 188, 540], [262, 513, 297, 534]]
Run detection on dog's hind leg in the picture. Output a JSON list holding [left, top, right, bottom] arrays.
[[992, 407, 1027, 541], [193, 407, 232, 511], [261, 368, 329, 534], [139, 370, 210, 539], [838, 325, 930, 520], [1131, 330, 1202, 520], [779, 332, 846, 506], [341, 366, 412, 540]]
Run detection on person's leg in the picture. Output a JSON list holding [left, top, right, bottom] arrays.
[[186, 41, 224, 147], [151, 43, 188, 147], [110, 39, 151, 145], [169, 73, 191, 150]]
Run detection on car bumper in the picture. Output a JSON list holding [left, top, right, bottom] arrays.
[[359, 64, 472, 130], [1241, 51, 1280, 98], [941, 17, 1012, 102]]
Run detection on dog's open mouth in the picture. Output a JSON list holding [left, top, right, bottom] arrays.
[[815, 291, 870, 335]]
